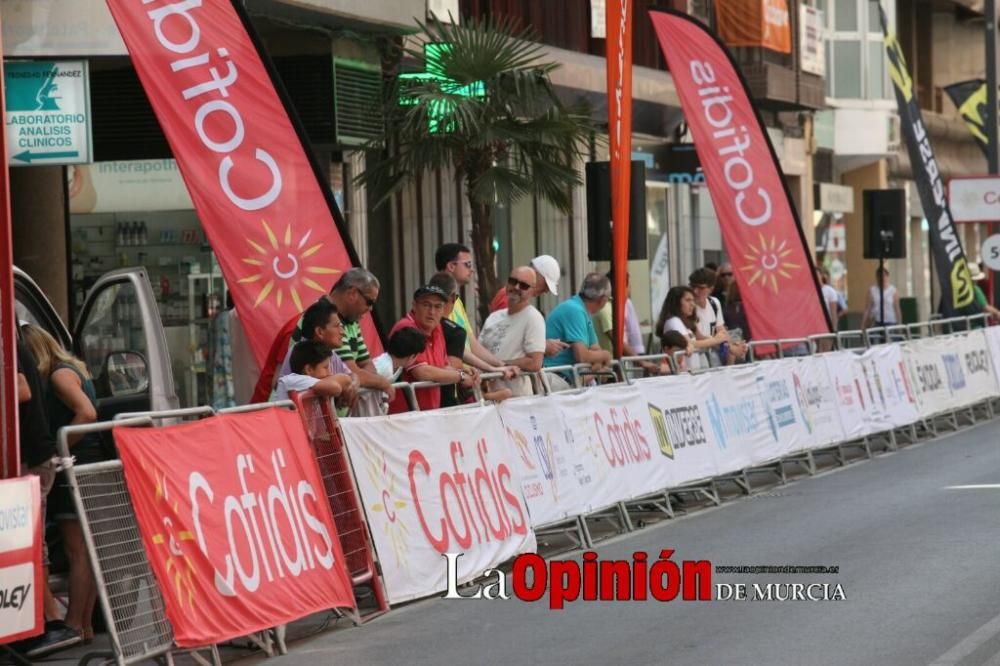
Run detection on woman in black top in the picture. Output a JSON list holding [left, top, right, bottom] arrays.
[[22, 324, 103, 643]]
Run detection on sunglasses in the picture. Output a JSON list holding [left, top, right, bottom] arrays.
[[453, 260, 474, 269], [355, 287, 376, 308], [719, 272, 733, 277], [507, 277, 533, 291]]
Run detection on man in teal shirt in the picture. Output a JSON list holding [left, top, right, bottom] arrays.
[[544, 273, 614, 387]]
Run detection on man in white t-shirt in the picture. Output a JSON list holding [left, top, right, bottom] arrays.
[[480, 265, 547, 396]]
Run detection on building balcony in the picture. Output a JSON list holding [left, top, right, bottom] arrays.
[[729, 46, 825, 111]]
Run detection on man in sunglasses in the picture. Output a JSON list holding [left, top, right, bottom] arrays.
[[480, 266, 547, 396], [435, 242, 511, 372], [319, 268, 396, 398], [712, 262, 735, 308]]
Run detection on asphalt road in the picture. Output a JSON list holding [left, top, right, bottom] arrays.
[[246, 420, 1000, 666]]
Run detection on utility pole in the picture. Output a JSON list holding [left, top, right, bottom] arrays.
[[987, 0, 1000, 306]]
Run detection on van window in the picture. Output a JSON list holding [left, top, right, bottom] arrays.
[[77, 282, 149, 380]]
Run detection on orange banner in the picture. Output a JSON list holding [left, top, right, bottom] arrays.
[[606, 0, 633, 357], [715, 0, 791, 54]]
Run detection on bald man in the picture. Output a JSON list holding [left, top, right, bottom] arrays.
[[479, 266, 547, 396]]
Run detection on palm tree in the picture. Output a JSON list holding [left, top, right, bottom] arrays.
[[361, 15, 595, 323]]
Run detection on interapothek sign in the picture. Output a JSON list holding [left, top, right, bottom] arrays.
[[948, 176, 1000, 223]]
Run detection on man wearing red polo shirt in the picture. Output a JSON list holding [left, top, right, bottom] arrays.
[[388, 284, 480, 413]]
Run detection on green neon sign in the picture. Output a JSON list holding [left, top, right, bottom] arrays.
[[399, 43, 486, 133]]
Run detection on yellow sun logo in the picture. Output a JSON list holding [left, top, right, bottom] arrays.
[[362, 443, 410, 570], [740, 233, 801, 293], [143, 459, 198, 609], [239, 220, 340, 310]]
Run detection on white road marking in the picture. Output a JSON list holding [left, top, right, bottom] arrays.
[[944, 484, 1000, 490], [930, 612, 1000, 665]]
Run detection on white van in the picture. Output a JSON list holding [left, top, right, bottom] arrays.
[[14, 266, 178, 428]]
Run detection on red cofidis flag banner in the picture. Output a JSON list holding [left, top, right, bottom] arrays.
[[649, 11, 831, 341], [115, 408, 355, 647], [105, 0, 379, 369]]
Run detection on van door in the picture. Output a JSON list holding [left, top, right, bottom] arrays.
[[73, 268, 179, 420]]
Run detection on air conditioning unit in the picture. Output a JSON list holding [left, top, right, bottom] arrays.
[[687, 0, 712, 25], [887, 113, 901, 150]]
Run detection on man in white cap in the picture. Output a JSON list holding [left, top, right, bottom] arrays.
[[489, 254, 568, 357], [490, 254, 561, 312], [969, 263, 1000, 320]]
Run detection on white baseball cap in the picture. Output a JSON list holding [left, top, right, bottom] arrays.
[[531, 255, 560, 296]]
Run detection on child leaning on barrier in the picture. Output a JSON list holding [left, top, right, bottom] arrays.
[[660, 330, 693, 374], [275, 341, 354, 401], [371, 327, 427, 383]]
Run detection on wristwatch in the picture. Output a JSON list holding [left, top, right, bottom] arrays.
[[457, 369, 467, 383]]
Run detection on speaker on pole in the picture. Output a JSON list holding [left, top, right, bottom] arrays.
[[863, 189, 907, 259], [585, 160, 648, 261]]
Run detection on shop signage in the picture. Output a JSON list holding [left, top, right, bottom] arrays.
[[800, 5, 825, 77], [948, 176, 1000, 223], [817, 183, 854, 214], [4, 60, 92, 166], [660, 144, 704, 184], [0, 476, 43, 644], [981, 234, 1000, 271]]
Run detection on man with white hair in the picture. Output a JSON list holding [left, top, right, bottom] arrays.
[[480, 266, 547, 396], [543, 273, 613, 391]]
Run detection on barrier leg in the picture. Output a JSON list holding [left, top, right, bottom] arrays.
[[617, 502, 635, 533], [783, 451, 816, 476], [579, 515, 594, 549]]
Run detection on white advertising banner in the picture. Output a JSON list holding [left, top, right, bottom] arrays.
[[903, 333, 997, 417], [341, 409, 535, 604], [861, 344, 921, 430], [956, 330, 999, 403], [635, 374, 720, 486], [823, 351, 874, 440], [0, 476, 42, 643], [782, 355, 847, 448], [752, 360, 813, 456], [0, 564, 36, 639], [693, 366, 770, 473], [496, 395, 598, 527], [550, 384, 672, 506], [984, 326, 1000, 388]]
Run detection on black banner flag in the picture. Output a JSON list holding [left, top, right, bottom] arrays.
[[943, 79, 989, 159], [881, 6, 976, 316]]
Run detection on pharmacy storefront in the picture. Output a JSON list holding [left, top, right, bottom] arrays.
[[68, 159, 229, 407]]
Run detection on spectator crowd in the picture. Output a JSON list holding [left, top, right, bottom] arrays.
[[261, 242, 755, 415]]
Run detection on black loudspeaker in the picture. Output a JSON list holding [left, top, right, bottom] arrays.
[[585, 161, 648, 261], [863, 189, 907, 259]]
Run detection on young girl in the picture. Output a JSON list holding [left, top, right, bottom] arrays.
[[656, 286, 725, 369]]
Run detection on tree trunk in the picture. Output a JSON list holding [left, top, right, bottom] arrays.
[[468, 198, 498, 326]]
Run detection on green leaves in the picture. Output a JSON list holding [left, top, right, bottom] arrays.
[[361, 14, 594, 212]]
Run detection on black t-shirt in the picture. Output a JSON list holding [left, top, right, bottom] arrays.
[[18, 340, 56, 467], [439, 320, 467, 408], [441, 319, 467, 359]]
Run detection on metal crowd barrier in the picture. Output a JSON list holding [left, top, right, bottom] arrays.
[[60, 412, 221, 666], [287, 391, 388, 623]]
